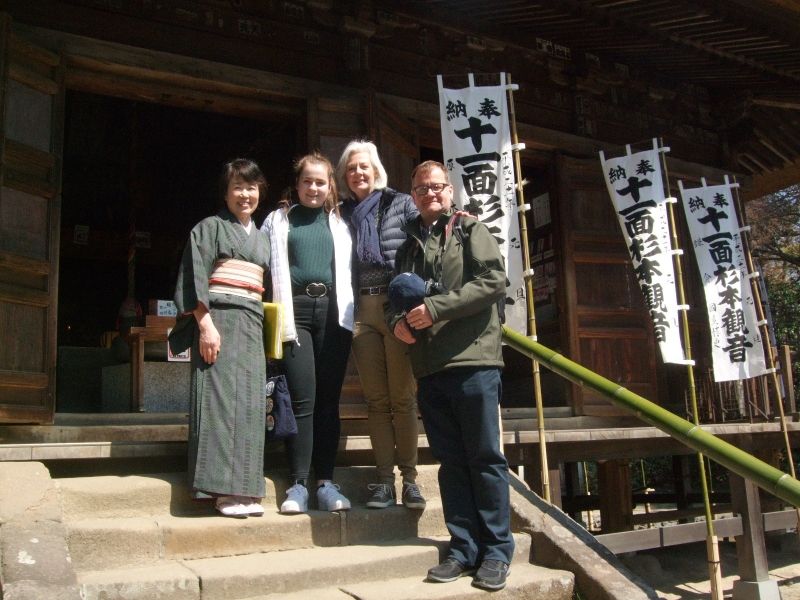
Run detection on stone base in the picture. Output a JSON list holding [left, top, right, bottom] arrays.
[[732, 579, 781, 600], [102, 363, 191, 412]]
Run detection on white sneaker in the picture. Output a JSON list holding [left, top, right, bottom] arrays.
[[215, 496, 249, 518], [243, 498, 265, 517], [317, 481, 351, 512], [280, 483, 309, 514]]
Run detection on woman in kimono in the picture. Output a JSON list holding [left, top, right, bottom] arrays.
[[262, 152, 355, 514], [170, 158, 270, 518]]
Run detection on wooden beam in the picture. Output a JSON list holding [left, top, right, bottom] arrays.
[[754, 126, 800, 158], [0, 252, 49, 276], [741, 152, 773, 173], [597, 515, 743, 554], [9, 31, 59, 66], [65, 68, 296, 120], [7, 63, 58, 94], [740, 157, 800, 199], [0, 370, 48, 389], [553, 0, 800, 84], [0, 283, 49, 308], [756, 136, 792, 164], [18, 22, 356, 101]]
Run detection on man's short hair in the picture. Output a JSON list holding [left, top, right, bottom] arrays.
[[410, 160, 450, 187]]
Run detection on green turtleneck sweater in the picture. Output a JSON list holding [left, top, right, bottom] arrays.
[[288, 204, 334, 288]]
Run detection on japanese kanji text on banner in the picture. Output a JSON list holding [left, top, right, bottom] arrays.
[[599, 142, 685, 364], [437, 73, 525, 334], [678, 180, 767, 382]]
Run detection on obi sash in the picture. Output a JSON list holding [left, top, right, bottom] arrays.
[[209, 258, 265, 301]]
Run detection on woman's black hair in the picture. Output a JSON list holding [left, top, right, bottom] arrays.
[[219, 158, 267, 202]]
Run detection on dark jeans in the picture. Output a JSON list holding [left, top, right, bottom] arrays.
[[282, 293, 352, 482], [417, 367, 515, 566]]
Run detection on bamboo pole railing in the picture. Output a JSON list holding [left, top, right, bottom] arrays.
[[502, 326, 800, 508]]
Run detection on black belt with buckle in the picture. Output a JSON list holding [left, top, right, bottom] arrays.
[[298, 282, 330, 298], [360, 286, 388, 296]]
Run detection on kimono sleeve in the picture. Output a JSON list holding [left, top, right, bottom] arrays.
[[169, 219, 217, 354]]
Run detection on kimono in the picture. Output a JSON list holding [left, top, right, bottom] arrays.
[[171, 208, 270, 500]]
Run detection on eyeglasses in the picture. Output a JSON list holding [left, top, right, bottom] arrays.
[[412, 182, 450, 196]]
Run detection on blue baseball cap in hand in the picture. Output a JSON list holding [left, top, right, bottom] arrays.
[[388, 272, 427, 313]]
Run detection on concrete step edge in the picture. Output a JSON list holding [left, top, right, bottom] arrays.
[[68, 504, 451, 570], [58, 466, 443, 520], [183, 538, 446, 599], [78, 562, 200, 600], [246, 561, 574, 600], [337, 562, 575, 600], [76, 539, 446, 600], [77, 535, 536, 600]]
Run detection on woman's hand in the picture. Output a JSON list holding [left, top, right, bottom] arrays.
[[193, 303, 222, 364], [198, 320, 221, 364]]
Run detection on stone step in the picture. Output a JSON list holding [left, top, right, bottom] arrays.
[[185, 538, 447, 600], [67, 502, 448, 571], [78, 562, 200, 600], [57, 465, 442, 520], [321, 562, 574, 600], [77, 535, 544, 600]]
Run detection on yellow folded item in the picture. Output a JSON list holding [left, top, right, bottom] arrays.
[[263, 302, 284, 360]]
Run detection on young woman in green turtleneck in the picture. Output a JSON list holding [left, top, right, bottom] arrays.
[[287, 202, 334, 291], [262, 152, 355, 515]]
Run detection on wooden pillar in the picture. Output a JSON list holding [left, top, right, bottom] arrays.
[[756, 449, 783, 514], [779, 345, 796, 417], [563, 462, 581, 520], [673, 455, 692, 518], [524, 458, 563, 509], [729, 472, 781, 600], [597, 459, 632, 533]]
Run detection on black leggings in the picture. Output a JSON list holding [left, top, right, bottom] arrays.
[[282, 294, 352, 482]]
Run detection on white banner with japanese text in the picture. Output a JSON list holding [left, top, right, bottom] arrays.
[[599, 142, 685, 364], [437, 73, 526, 334], [678, 180, 767, 382]]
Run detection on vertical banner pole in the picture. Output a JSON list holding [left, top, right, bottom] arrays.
[[730, 178, 800, 534], [507, 73, 551, 502], [660, 140, 723, 599]]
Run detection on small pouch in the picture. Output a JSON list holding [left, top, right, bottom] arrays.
[[265, 374, 297, 440]]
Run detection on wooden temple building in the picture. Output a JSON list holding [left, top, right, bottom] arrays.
[[0, 0, 799, 581]]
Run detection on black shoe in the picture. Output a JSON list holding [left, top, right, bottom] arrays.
[[401, 481, 426, 509], [365, 483, 396, 508], [472, 559, 509, 591], [427, 557, 475, 583]]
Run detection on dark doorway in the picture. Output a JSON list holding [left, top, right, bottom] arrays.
[[56, 90, 298, 411]]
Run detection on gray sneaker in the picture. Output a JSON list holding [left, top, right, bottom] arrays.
[[280, 483, 309, 514], [472, 559, 509, 591], [366, 483, 396, 508], [402, 481, 426, 510], [317, 481, 351, 511]]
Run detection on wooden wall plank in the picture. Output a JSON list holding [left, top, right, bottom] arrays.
[[0, 251, 49, 275], [0, 283, 49, 307], [0, 370, 47, 388]]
